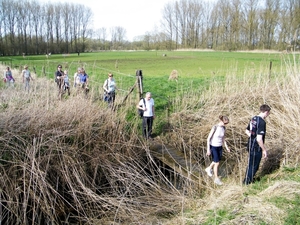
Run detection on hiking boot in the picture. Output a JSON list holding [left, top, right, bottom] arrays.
[[214, 178, 223, 186], [205, 167, 213, 177]]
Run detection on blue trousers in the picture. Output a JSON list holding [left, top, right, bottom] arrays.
[[244, 149, 262, 185]]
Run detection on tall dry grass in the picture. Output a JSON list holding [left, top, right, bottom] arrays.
[[0, 54, 300, 224], [0, 67, 184, 224], [163, 54, 300, 185]]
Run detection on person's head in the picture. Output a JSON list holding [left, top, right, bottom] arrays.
[[57, 65, 62, 70], [108, 73, 113, 79], [219, 115, 229, 126], [77, 67, 81, 73], [81, 68, 85, 74], [145, 92, 152, 100], [24, 65, 28, 69], [64, 70, 68, 75], [260, 104, 271, 118], [6, 66, 10, 70]]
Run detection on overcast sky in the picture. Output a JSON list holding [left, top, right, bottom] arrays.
[[41, 0, 174, 41]]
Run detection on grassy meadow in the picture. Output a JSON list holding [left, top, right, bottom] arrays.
[[0, 50, 285, 117], [0, 50, 300, 224]]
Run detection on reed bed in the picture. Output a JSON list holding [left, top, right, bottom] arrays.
[[0, 53, 300, 224], [0, 68, 183, 224]]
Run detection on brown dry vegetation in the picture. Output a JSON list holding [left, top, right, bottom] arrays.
[[0, 54, 300, 225]]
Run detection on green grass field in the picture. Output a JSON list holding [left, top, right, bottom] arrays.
[[0, 50, 284, 90], [0, 50, 287, 115], [1, 50, 283, 78]]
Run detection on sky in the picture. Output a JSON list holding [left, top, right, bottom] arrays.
[[41, 0, 173, 41]]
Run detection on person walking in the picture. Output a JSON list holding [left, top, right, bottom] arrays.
[[78, 68, 89, 96], [3, 66, 15, 88], [22, 65, 33, 92], [103, 73, 117, 107], [137, 92, 155, 139], [205, 115, 230, 185], [55, 64, 64, 87], [243, 104, 271, 185], [73, 67, 81, 88], [63, 70, 70, 95]]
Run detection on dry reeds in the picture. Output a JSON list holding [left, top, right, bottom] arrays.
[[0, 66, 183, 224], [1, 54, 300, 224], [164, 54, 300, 184]]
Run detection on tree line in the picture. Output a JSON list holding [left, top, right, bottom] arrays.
[[157, 0, 300, 51], [0, 0, 93, 55], [1, 0, 300, 55]]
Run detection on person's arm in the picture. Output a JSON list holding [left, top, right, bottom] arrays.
[[206, 127, 215, 156], [136, 99, 143, 110], [256, 134, 267, 158], [103, 80, 108, 92], [245, 129, 251, 137], [223, 139, 230, 152], [152, 104, 155, 118], [29, 71, 33, 81]]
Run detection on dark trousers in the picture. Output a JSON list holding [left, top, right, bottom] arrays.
[[244, 149, 262, 185], [142, 116, 153, 139]]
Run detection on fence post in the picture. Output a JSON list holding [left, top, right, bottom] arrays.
[[136, 70, 143, 100], [269, 61, 272, 81]]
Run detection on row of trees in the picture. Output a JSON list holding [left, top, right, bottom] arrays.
[[1, 0, 300, 55], [0, 0, 93, 55], [159, 0, 300, 50]]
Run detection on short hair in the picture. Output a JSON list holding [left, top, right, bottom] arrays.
[[145, 92, 151, 97], [260, 104, 271, 112], [219, 115, 229, 123]]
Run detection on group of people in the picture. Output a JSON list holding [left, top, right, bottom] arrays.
[[3, 65, 34, 91], [205, 104, 271, 186], [55, 65, 89, 97], [3, 65, 269, 187]]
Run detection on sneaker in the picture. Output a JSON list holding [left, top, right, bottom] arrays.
[[214, 178, 223, 186], [205, 167, 213, 177]]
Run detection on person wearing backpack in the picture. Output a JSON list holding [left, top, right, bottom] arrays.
[[205, 115, 230, 185], [22, 65, 33, 92], [137, 92, 155, 140], [103, 73, 117, 107], [243, 104, 271, 185]]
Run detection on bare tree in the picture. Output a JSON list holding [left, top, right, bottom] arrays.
[[79, 5, 93, 52], [241, 0, 260, 49], [30, 0, 44, 54], [62, 3, 71, 53], [4, 0, 17, 55], [162, 2, 176, 49], [94, 27, 108, 50], [45, 3, 55, 54], [259, 0, 281, 49]]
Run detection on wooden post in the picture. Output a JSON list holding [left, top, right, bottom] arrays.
[[136, 70, 143, 100], [269, 61, 272, 81]]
